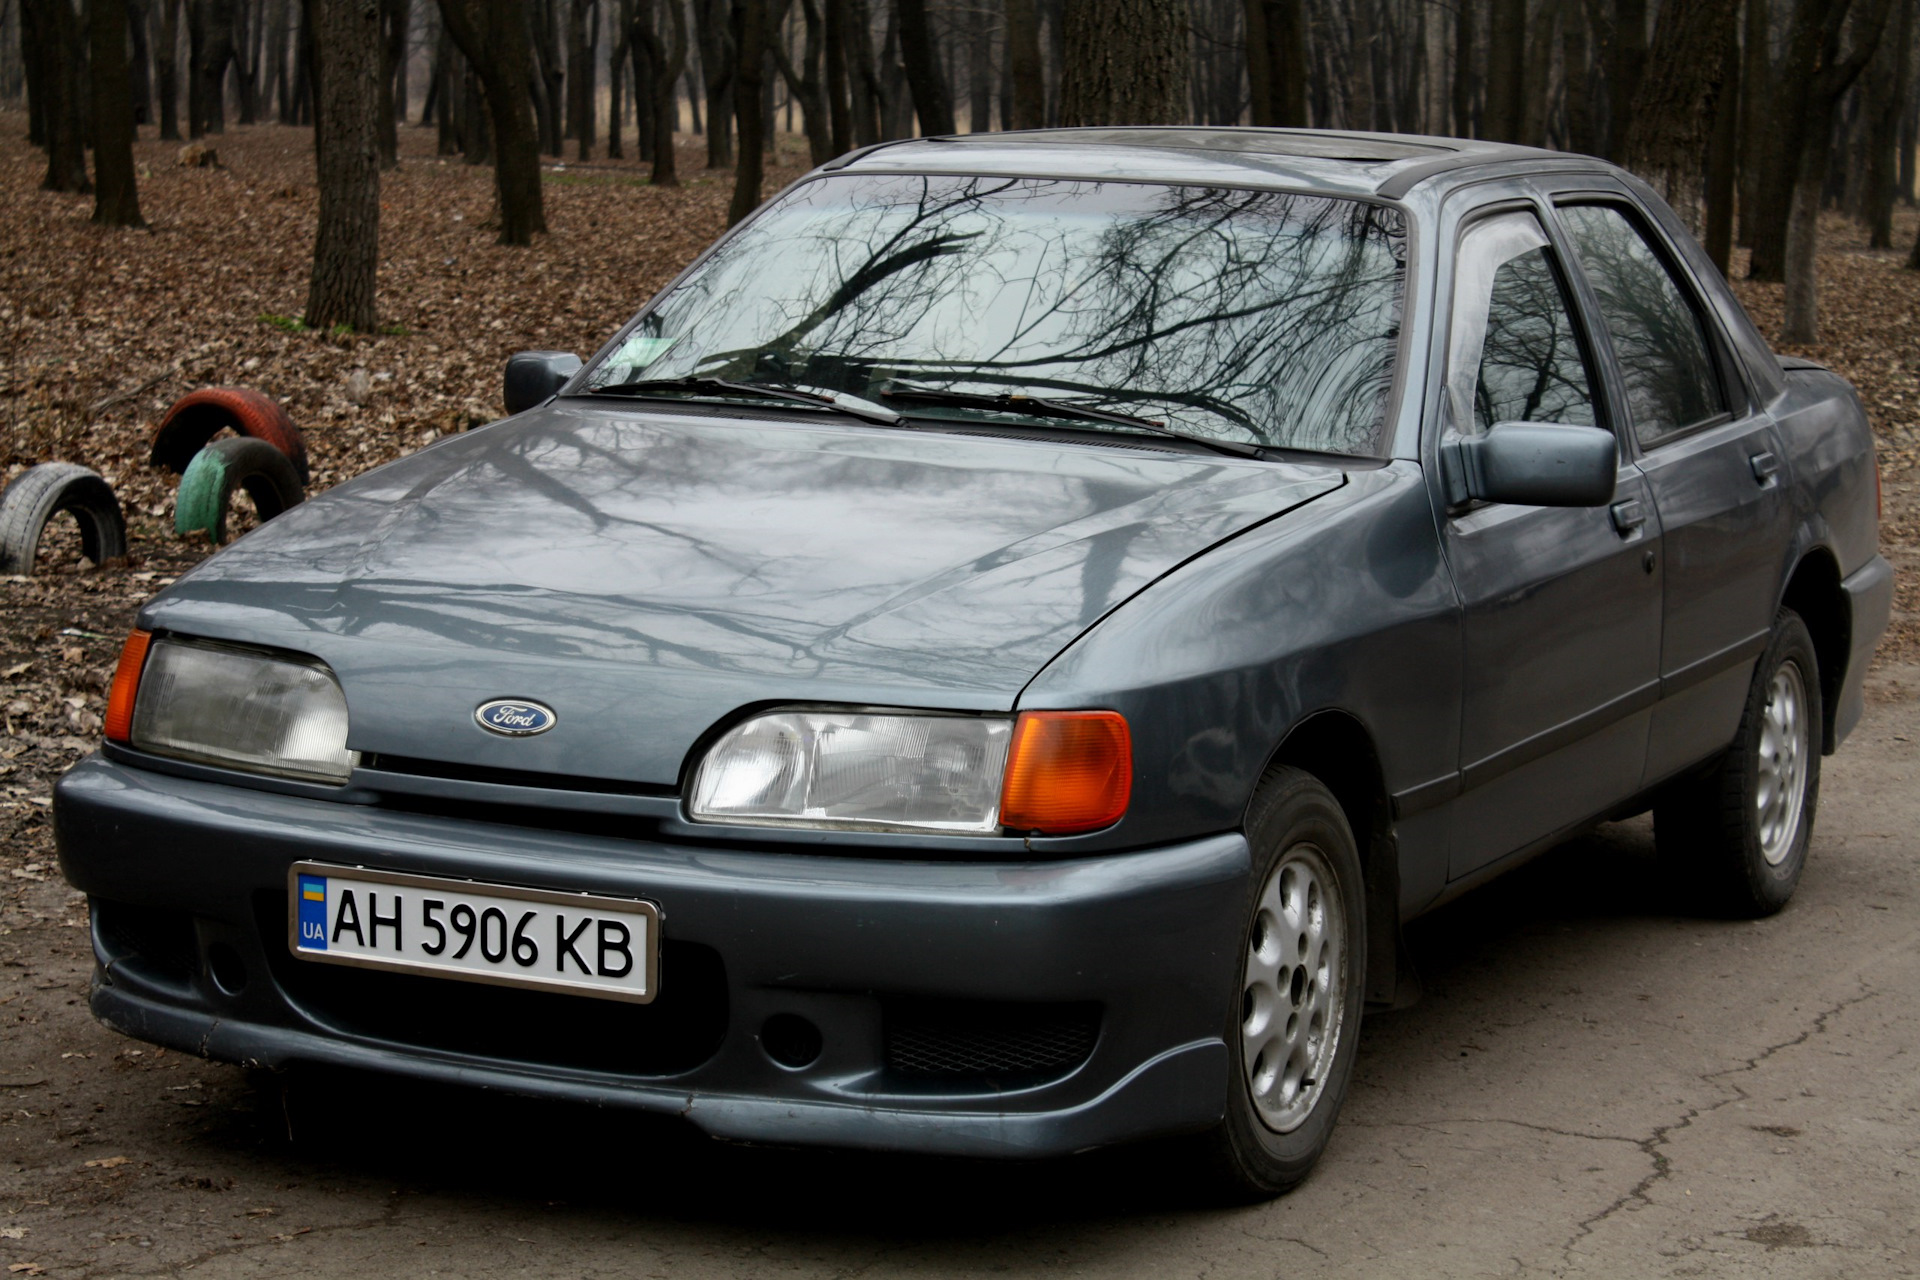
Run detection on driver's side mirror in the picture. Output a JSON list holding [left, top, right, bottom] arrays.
[[503, 351, 583, 415], [1441, 422, 1618, 508]]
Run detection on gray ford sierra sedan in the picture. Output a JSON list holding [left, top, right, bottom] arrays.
[[56, 127, 1891, 1197]]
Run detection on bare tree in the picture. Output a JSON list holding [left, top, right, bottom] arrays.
[[1246, 0, 1307, 126], [895, 0, 953, 133], [728, 0, 770, 224], [1058, 0, 1188, 125], [632, 0, 689, 181], [24, 0, 90, 192], [1619, 0, 1739, 233], [436, 0, 548, 243], [307, 0, 381, 329], [92, 0, 146, 225]]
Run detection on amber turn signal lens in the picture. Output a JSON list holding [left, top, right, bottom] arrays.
[[1000, 710, 1132, 835], [103, 629, 152, 744]]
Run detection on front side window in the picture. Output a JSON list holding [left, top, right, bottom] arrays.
[[1557, 204, 1727, 448], [581, 174, 1408, 456], [1446, 212, 1597, 437]]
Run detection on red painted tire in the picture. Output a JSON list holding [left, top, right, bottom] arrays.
[[150, 387, 310, 484]]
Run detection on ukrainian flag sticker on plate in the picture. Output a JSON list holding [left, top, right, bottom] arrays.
[[297, 873, 328, 951]]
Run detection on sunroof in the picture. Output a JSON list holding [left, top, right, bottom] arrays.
[[994, 128, 1453, 162]]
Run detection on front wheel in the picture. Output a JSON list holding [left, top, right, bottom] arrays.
[[1196, 766, 1366, 1199], [1656, 609, 1823, 917]]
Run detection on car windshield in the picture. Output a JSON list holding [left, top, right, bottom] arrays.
[[580, 173, 1407, 457]]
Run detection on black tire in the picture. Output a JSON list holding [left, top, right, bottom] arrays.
[[173, 437, 305, 544], [1655, 609, 1823, 918], [0, 463, 129, 575], [1194, 766, 1367, 1200]]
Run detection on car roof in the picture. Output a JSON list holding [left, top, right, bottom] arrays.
[[824, 126, 1603, 201]]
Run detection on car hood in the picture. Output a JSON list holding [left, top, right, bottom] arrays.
[[143, 403, 1343, 786]]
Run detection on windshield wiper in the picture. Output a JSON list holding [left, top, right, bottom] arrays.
[[581, 376, 900, 426], [878, 384, 1268, 459]]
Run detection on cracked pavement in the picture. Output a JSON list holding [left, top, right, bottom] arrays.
[[2, 664, 1916, 1279]]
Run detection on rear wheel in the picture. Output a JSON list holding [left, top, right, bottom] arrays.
[[1197, 766, 1366, 1199], [1655, 609, 1822, 917]]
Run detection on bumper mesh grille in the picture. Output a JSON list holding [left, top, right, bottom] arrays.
[[884, 1000, 1100, 1081]]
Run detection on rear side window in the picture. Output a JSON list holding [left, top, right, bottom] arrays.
[[1557, 205, 1727, 448]]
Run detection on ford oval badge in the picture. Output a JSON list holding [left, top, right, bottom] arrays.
[[475, 699, 557, 736]]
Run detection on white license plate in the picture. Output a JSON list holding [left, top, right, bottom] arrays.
[[287, 862, 660, 1003]]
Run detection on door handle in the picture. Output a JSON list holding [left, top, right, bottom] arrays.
[[1750, 450, 1779, 484], [1610, 499, 1646, 536]]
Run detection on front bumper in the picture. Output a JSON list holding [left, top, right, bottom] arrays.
[[54, 754, 1247, 1159]]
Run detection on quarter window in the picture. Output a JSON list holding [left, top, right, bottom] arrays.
[[1446, 213, 1598, 437], [1558, 205, 1727, 448]]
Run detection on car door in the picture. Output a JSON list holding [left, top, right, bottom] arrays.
[[1550, 196, 1793, 783], [1437, 205, 1664, 881]]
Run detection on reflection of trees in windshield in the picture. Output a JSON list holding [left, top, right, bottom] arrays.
[[587, 174, 1406, 455]]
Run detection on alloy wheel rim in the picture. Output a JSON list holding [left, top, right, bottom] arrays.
[[1240, 843, 1347, 1134], [1755, 660, 1810, 867]]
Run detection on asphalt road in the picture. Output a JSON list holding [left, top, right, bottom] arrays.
[[3, 665, 1916, 1279]]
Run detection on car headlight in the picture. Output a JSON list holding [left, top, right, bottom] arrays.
[[688, 708, 1131, 836], [106, 631, 358, 785]]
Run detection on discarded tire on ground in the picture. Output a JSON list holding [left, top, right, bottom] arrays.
[[151, 387, 310, 484], [0, 463, 130, 575], [174, 437, 306, 544]]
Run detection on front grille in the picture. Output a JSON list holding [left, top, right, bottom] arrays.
[[884, 999, 1100, 1082], [93, 898, 200, 986], [254, 894, 727, 1077], [361, 754, 674, 798]]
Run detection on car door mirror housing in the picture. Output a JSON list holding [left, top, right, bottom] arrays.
[[503, 351, 584, 415], [1441, 422, 1618, 508]]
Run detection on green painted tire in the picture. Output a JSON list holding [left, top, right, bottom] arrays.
[[174, 437, 305, 543]]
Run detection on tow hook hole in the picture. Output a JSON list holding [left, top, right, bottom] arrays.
[[207, 942, 249, 997], [760, 1014, 823, 1070]]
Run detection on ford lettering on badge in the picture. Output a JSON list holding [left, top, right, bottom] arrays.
[[475, 699, 557, 736]]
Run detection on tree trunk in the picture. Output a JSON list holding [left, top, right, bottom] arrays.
[[1737, 0, 1770, 244], [1563, 0, 1595, 153], [437, 0, 547, 241], [1705, 22, 1740, 274], [567, 0, 592, 159], [198, 0, 236, 132], [376, 0, 405, 165], [633, 0, 687, 181], [1619, 0, 1738, 233], [92, 0, 145, 224], [1245, 0, 1306, 126], [1753, 0, 1898, 281], [1057, 0, 1187, 125], [27, 0, 91, 191], [126, 0, 154, 123], [1483, 0, 1522, 142], [728, 0, 768, 225], [1452, 0, 1474, 136], [895, 0, 952, 133], [693, 0, 731, 165], [307, 0, 380, 330], [1865, 0, 1914, 247], [823, 0, 849, 149], [1599, 0, 1646, 159], [965, 0, 988, 130], [771, 0, 831, 160], [1006, 0, 1042, 129], [1781, 144, 1823, 341], [157, 0, 183, 136]]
